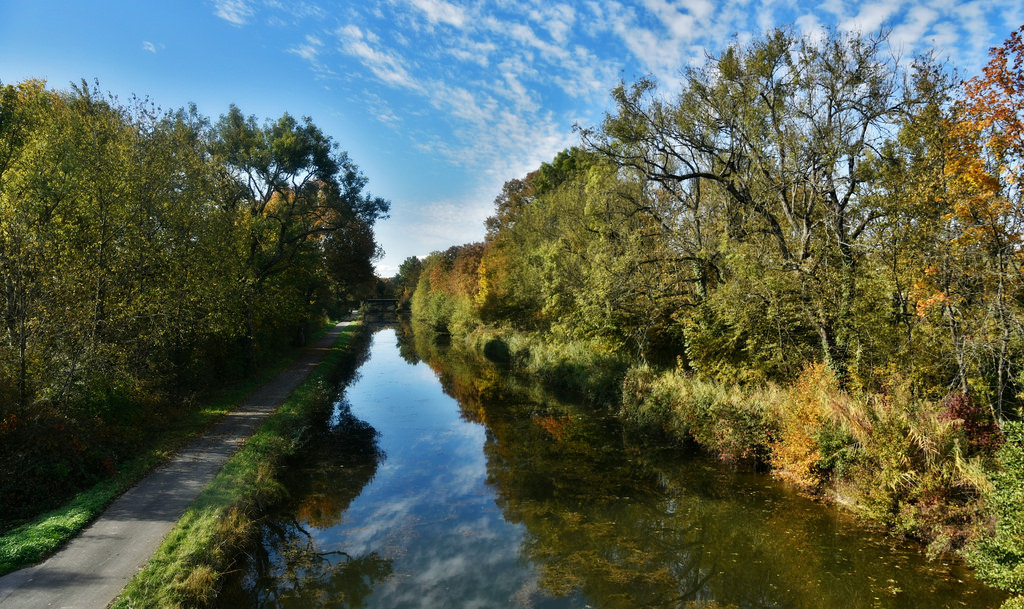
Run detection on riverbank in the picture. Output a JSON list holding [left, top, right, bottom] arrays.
[[0, 320, 344, 577], [109, 322, 369, 609], [0, 321, 368, 609], [427, 320, 1023, 608]]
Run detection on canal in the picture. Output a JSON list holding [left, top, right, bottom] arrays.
[[216, 326, 1005, 608]]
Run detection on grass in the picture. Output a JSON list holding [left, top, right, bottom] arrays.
[[110, 322, 363, 609], [0, 319, 345, 576]]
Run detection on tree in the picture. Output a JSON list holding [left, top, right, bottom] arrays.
[[582, 28, 913, 381], [945, 24, 1024, 419], [210, 106, 389, 360], [394, 256, 423, 307]]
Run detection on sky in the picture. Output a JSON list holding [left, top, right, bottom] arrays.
[[1, 1, 1021, 275]]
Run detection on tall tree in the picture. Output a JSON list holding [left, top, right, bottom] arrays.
[[583, 28, 916, 380], [210, 106, 389, 358]]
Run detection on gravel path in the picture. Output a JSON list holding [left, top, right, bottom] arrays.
[[0, 321, 352, 609]]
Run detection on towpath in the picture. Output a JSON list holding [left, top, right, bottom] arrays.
[[0, 321, 352, 609]]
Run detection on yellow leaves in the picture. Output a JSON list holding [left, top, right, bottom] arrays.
[[770, 362, 846, 491]]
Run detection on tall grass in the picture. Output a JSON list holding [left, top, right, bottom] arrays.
[[460, 325, 628, 405], [618, 361, 995, 555]]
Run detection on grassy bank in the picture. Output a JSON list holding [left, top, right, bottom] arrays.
[[0, 320, 347, 577], [457, 325, 628, 405], [109, 322, 365, 609]]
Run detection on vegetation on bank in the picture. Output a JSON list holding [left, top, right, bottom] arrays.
[[399, 26, 1024, 607], [110, 322, 366, 609], [0, 80, 388, 528], [0, 321, 335, 576]]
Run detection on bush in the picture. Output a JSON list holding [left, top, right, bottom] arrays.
[[968, 420, 1024, 593], [620, 366, 774, 466], [844, 392, 988, 554]]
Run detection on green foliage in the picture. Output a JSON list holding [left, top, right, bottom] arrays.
[[620, 365, 775, 465], [0, 79, 386, 527], [393, 255, 423, 307], [969, 421, 1024, 592], [402, 26, 1024, 579], [0, 321, 337, 574], [410, 244, 486, 335]]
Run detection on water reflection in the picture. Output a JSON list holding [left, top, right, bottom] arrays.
[[410, 325, 1005, 609], [217, 397, 390, 608], [218, 325, 1006, 609]]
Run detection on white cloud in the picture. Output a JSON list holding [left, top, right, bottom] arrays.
[[446, 38, 497, 67], [889, 5, 938, 55], [496, 19, 570, 63], [642, 0, 698, 39], [498, 60, 539, 113], [142, 41, 157, 54], [839, 0, 903, 34], [288, 34, 323, 61], [337, 25, 424, 91], [266, 0, 1023, 274], [213, 0, 254, 25], [928, 21, 959, 54], [530, 3, 576, 44], [795, 14, 825, 41], [265, 0, 325, 21], [820, 0, 849, 22], [680, 0, 716, 22], [408, 0, 469, 28], [955, 1, 996, 60]]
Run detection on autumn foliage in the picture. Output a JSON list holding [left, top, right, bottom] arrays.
[[406, 26, 1024, 604]]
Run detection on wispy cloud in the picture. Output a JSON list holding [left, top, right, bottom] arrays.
[[142, 41, 157, 54], [889, 5, 938, 55], [530, 3, 576, 45], [287, 34, 323, 61], [337, 25, 424, 91], [408, 0, 469, 28], [209, 0, 1023, 270], [213, 0, 254, 25], [839, 1, 903, 34]]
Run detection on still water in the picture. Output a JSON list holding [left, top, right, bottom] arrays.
[[216, 327, 1006, 608]]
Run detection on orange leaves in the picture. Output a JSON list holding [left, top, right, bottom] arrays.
[[535, 414, 573, 443], [914, 289, 950, 318], [962, 25, 1024, 158], [949, 25, 1024, 223]]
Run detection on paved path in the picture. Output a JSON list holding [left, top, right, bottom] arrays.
[[0, 322, 352, 609]]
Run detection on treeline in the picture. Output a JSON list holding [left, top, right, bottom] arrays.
[[403, 26, 1024, 604], [0, 80, 388, 521]]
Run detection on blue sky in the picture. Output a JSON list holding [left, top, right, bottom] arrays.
[[1, 1, 1021, 275]]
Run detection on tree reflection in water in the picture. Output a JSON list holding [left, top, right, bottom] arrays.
[[405, 322, 1006, 609], [217, 399, 390, 609], [220, 324, 1005, 609]]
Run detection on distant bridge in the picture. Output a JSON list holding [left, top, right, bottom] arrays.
[[361, 298, 399, 321]]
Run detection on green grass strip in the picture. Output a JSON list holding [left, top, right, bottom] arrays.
[[0, 320, 342, 576], [111, 323, 361, 609]]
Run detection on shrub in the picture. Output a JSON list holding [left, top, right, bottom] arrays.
[[846, 392, 988, 553], [968, 420, 1024, 593], [620, 366, 774, 466]]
